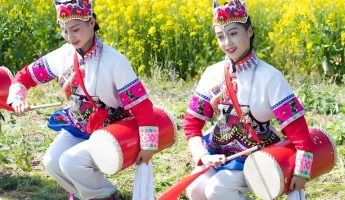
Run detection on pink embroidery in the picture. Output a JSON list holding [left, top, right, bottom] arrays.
[[118, 80, 148, 109], [139, 126, 159, 150], [294, 150, 313, 178], [273, 96, 304, 127], [188, 94, 213, 121], [30, 58, 55, 83], [15, 85, 27, 101]]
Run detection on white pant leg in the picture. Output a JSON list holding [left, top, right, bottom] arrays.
[[205, 170, 249, 200], [59, 139, 116, 200], [186, 166, 217, 200], [43, 130, 84, 193]]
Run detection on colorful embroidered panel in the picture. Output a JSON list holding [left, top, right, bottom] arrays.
[[28, 57, 56, 84], [139, 126, 159, 150], [118, 79, 148, 110], [272, 94, 305, 129], [8, 83, 27, 102], [294, 150, 313, 178], [187, 92, 214, 121]]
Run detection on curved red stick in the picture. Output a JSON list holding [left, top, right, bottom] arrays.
[[157, 146, 258, 199], [0, 99, 14, 112]]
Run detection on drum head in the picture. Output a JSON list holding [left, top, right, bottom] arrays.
[[244, 151, 284, 200], [89, 130, 123, 174]]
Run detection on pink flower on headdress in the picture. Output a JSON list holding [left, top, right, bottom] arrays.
[[59, 6, 72, 19], [233, 11, 240, 18], [84, 9, 91, 17], [216, 8, 230, 23], [74, 8, 83, 16]]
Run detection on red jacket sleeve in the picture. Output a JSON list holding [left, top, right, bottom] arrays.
[[281, 116, 312, 152], [129, 98, 156, 126], [13, 65, 37, 89], [184, 112, 206, 140]]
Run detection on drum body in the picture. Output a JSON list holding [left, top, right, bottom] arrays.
[[0, 66, 13, 110], [243, 127, 336, 200], [0, 66, 13, 102], [89, 106, 176, 174]]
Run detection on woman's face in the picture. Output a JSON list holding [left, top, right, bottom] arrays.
[[60, 18, 95, 53], [214, 23, 253, 62]]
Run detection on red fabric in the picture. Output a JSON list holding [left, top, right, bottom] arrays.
[[129, 98, 156, 126], [281, 116, 312, 152], [86, 107, 108, 133], [183, 113, 206, 140], [13, 65, 37, 89], [157, 166, 210, 200]]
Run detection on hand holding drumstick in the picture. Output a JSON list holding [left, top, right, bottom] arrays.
[[201, 146, 259, 167], [11, 101, 62, 114]]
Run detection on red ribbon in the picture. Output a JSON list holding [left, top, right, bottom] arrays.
[[157, 167, 210, 200], [0, 99, 14, 112]]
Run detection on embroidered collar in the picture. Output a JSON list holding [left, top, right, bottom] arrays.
[[227, 51, 258, 75], [77, 35, 103, 61]]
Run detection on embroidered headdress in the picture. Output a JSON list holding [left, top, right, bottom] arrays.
[[213, 0, 248, 27], [54, 0, 93, 23]]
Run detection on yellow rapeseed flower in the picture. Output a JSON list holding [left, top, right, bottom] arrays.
[[341, 32, 345, 46], [148, 26, 156, 36], [138, 64, 146, 74], [127, 29, 136, 36], [306, 42, 313, 51], [190, 32, 197, 36], [257, 52, 265, 59]]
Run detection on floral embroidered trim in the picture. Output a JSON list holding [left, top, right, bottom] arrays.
[[7, 83, 27, 103], [118, 79, 148, 110], [139, 126, 159, 150], [28, 57, 56, 84], [226, 51, 258, 75], [213, 0, 248, 26], [273, 95, 305, 129], [83, 36, 103, 61], [294, 150, 313, 178], [187, 93, 213, 121], [55, 0, 93, 23]]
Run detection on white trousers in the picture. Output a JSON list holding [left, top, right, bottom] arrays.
[[186, 166, 249, 200], [43, 130, 116, 200]]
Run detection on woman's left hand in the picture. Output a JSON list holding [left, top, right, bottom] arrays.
[[135, 150, 155, 164], [289, 175, 307, 191]]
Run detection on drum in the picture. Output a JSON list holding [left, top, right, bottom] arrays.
[[89, 106, 177, 174], [243, 127, 336, 200], [0, 66, 13, 102], [0, 66, 13, 110]]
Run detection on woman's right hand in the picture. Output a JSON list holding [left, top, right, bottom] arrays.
[[201, 154, 226, 168], [11, 101, 30, 114]]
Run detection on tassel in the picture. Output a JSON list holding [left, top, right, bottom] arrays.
[[86, 108, 108, 133]]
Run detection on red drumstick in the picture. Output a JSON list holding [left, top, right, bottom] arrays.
[[157, 146, 259, 200]]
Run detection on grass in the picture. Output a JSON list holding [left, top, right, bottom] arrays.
[[0, 71, 344, 200]]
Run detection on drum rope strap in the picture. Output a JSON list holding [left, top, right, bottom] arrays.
[[73, 52, 98, 108], [224, 63, 261, 143], [73, 51, 108, 133]]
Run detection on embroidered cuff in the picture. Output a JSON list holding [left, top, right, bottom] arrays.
[[188, 136, 210, 165], [293, 150, 313, 178], [118, 79, 149, 110], [6, 83, 27, 104], [139, 126, 159, 150]]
